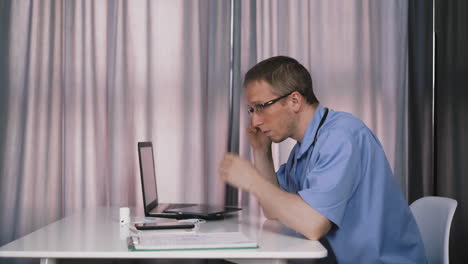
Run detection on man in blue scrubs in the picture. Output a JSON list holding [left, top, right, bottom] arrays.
[[219, 56, 427, 263]]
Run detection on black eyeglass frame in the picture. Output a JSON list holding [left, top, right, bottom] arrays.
[[247, 91, 294, 116]]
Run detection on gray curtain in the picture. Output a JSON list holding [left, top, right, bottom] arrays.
[[0, 0, 230, 247], [407, 0, 434, 203], [434, 0, 468, 262], [408, 1, 468, 262], [238, 0, 410, 207]]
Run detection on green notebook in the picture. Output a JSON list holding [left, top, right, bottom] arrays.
[[127, 232, 259, 251]]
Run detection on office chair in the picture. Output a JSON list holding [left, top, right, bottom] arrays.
[[410, 196, 457, 264]]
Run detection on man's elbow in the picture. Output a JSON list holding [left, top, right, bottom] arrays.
[[302, 220, 332, 240], [303, 230, 326, 241]]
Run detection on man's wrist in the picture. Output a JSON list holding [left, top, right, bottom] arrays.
[[252, 146, 272, 157], [248, 171, 268, 195], [254, 144, 272, 152]]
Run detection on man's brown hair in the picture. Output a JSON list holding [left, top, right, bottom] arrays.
[[244, 56, 319, 105]]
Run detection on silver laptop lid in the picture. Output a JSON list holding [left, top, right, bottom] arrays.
[[138, 142, 159, 213]]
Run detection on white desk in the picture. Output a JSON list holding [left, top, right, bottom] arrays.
[[0, 207, 327, 264]]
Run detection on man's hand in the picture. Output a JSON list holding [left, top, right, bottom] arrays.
[[247, 123, 272, 151], [219, 153, 261, 192]]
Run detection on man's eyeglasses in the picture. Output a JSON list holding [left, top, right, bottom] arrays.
[[247, 91, 294, 116]]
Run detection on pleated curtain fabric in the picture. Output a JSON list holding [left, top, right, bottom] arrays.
[[237, 0, 410, 208], [0, 0, 230, 247], [434, 1, 468, 261]]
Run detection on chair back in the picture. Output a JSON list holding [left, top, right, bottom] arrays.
[[410, 196, 457, 264]]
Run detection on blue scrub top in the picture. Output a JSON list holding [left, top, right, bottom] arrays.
[[277, 105, 427, 264]]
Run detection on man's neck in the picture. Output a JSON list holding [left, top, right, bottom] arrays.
[[293, 103, 318, 143]]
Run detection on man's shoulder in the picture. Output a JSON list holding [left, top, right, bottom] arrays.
[[323, 110, 367, 136]]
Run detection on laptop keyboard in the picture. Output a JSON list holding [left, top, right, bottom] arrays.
[[167, 204, 196, 209]]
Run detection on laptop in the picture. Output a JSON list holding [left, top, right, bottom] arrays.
[[137, 141, 241, 220]]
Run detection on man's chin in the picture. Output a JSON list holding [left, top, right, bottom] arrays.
[[270, 135, 288, 143]]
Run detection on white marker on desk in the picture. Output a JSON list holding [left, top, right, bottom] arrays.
[[120, 207, 130, 226]]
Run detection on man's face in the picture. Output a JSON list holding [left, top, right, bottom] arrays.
[[245, 80, 295, 143]]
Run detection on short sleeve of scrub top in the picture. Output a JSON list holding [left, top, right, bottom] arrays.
[[297, 129, 362, 229]]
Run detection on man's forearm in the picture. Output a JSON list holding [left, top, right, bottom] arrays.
[[252, 147, 280, 219], [250, 176, 332, 240], [252, 147, 278, 186]]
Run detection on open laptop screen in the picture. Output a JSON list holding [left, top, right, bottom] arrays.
[[138, 142, 158, 210]]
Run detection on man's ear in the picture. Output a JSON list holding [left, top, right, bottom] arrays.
[[290, 91, 303, 113]]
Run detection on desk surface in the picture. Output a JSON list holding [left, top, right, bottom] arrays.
[[0, 207, 327, 260]]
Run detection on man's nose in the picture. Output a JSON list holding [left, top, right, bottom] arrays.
[[251, 113, 264, 127]]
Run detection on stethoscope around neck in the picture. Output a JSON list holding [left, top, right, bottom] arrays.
[[287, 107, 329, 192]]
